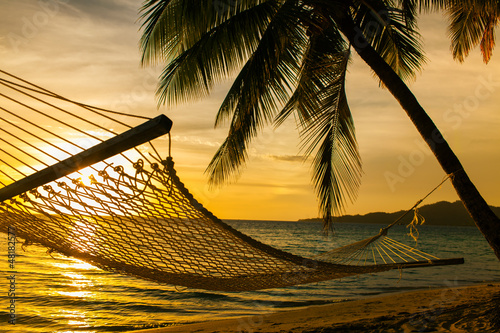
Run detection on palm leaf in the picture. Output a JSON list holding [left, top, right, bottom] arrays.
[[140, 0, 271, 63], [275, 25, 361, 230], [446, 1, 499, 63], [479, 14, 497, 63], [353, 1, 426, 81], [139, 0, 174, 65], [298, 50, 361, 231], [140, 0, 281, 106], [206, 0, 308, 185], [417, 0, 499, 63], [447, 3, 488, 62], [275, 26, 348, 128], [397, 0, 418, 28], [417, 0, 447, 11]]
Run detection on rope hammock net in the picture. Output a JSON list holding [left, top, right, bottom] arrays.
[[0, 70, 463, 292]]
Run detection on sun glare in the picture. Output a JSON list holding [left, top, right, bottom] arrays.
[[74, 167, 96, 187], [39, 139, 100, 163]]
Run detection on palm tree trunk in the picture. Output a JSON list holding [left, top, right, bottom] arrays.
[[336, 14, 500, 260]]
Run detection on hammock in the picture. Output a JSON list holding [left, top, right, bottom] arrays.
[[0, 70, 463, 292]]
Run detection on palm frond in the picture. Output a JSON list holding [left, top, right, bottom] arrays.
[[396, 0, 418, 28], [139, 0, 174, 65], [206, 0, 308, 186], [447, 4, 487, 62], [140, 0, 271, 64], [205, 122, 249, 185], [446, 1, 499, 63], [140, 0, 280, 106], [417, 0, 447, 12], [480, 14, 497, 63], [301, 54, 361, 231], [275, 25, 347, 127], [155, 2, 279, 106], [275, 29, 361, 230], [353, 1, 427, 81]]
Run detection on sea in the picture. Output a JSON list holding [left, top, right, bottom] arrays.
[[0, 220, 499, 333]]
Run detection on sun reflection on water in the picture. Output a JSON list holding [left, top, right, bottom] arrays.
[[57, 290, 94, 298], [47, 303, 97, 333], [51, 256, 97, 267], [58, 309, 92, 328], [46, 259, 100, 333]]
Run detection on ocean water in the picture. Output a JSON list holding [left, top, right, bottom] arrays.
[[0, 220, 499, 333]]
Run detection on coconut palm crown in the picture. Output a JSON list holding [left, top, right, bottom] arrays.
[[139, 0, 428, 230]]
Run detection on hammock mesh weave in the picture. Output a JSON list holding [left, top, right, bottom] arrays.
[[0, 71, 463, 291]]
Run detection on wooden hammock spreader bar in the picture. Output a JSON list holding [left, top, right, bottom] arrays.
[[0, 114, 172, 202], [387, 257, 465, 269]]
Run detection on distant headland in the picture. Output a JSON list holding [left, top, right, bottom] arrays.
[[299, 201, 500, 226]]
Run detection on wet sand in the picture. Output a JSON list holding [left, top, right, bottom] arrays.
[[130, 282, 500, 333]]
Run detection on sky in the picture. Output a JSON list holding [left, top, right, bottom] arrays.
[[0, 0, 499, 221]]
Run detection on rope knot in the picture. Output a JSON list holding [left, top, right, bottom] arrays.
[[72, 178, 85, 188], [29, 189, 41, 198], [379, 227, 389, 236], [133, 159, 144, 172], [162, 157, 174, 169], [20, 193, 30, 202], [113, 165, 124, 174], [98, 170, 109, 180], [89, 174, 98, 185], [43, 185, 58, 198], [58, 181, 68, 189]]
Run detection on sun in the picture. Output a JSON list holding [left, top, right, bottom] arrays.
[[73, 167, 96, 187]]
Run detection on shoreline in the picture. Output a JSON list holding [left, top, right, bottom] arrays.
[[128, 281, 500, 332]]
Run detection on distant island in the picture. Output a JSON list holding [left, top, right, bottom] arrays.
[[299, 201, 500, 226]]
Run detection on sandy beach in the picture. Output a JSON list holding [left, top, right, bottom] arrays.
[[129, 282, 500, 333]]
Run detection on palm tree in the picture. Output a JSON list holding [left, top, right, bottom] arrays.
[[139, 0, 500, 260]]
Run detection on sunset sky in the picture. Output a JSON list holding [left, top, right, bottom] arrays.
[[1, 0, 499, 221]]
